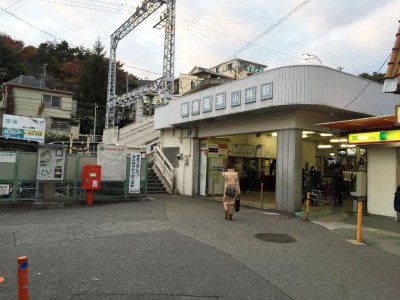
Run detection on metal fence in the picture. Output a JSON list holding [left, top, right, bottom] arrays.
[[0, 152, 148, 202]]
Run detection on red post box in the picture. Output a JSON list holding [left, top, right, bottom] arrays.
[[82, 165, 101, 205]]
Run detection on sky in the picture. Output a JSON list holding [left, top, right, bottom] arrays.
[[1, 0, 399, 81]]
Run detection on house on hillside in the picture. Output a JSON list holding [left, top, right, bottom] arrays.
[[209, 58, 268, 79], [0, 75, 79, 142]]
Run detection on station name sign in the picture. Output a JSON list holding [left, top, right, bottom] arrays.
[[181, 81, 273, 117], [348, 130, 400, 144]]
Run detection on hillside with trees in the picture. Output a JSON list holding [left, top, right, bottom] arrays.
[[0, 33, 139, 136]]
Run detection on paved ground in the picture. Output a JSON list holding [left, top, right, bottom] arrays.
[[0, 194, 400, 299]]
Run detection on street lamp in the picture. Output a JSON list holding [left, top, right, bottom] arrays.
[[302, 53, 322, 65]]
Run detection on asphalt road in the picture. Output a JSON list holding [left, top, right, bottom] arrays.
[[0, 195, 399, 299]]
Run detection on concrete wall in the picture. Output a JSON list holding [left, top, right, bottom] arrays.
[[161, 128, 194, 195], [367, 147, 398, 218]]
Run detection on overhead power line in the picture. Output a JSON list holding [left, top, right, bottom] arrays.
[[228, 0, 312, 60], [0, 6, 78, 48], [343, 52, 392, 109]]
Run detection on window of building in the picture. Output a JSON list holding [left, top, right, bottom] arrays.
[[226, 63, 233, 71], [42, 94, 61, 108], [216, 66, 220, 73]]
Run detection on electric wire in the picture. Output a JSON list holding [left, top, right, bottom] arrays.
[[343, 52, 392, 110], [1, 0, 393, 78], [228, 0, 312, 59]]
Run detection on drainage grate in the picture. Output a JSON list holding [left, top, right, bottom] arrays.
[[255, 233, 297, 243]]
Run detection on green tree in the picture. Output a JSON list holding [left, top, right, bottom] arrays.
[[78, 38, 109, 134], [359, 72, 385, 84], [0, 33, 26, 83]]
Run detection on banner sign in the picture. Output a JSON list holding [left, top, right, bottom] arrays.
[[97, 145, 127, 181], [129, 150, 141, 194], [348, 130, 400, 144], [37, 145, 66, 180], [1, 114, 46, 143], [208, 142, 228, 158]]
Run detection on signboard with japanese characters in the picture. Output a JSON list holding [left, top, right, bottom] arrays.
[[261, 82, 273, 100], [37, 145, 66, 180], [192, 99, 200, 115], [203, 96, 213, 112], [0, 185, 10, 195], [129, 150, 141, 194], [245, 65, 263, 74], [180, 81, 274, 119], [1, 114, 46, 143], [231, 91, 241, 107], [0, 152, 16, 163], [97, 145, 127, 181], [208, 142, 228, 158], [181, 102, 189, 117], [215, 92, 226, 110], [244, 86, 256, 103]]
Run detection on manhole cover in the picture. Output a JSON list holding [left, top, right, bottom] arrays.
[[255, 233, 297, 243]]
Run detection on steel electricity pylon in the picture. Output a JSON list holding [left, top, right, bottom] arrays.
[[106, 0, 175, 129]]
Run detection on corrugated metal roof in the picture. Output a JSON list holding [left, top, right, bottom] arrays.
[[383, 22, 400, 93], [317, 115, 397, 131], [7, 75, 42, 88]]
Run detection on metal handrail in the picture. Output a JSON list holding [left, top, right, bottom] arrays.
[[153, 146, 174, 190]]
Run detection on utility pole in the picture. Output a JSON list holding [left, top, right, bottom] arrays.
[[126, 74, 129, 93], [39, 63, 48, 87], [94, 102, 98, 137]]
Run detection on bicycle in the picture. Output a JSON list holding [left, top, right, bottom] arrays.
[[308, 189, 330, 206]]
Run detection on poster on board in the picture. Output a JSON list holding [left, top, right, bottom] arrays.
[[128, 149, 141, 194], [1, 114, 46, 143], [97, 144, 127, 181], [37, 145, 66, 180]]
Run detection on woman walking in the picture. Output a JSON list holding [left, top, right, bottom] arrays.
[[222, 167, 241, 220]]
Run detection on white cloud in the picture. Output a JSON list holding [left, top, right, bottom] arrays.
[[1, 0, 399, 80]]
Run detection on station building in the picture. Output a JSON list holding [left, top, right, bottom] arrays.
[[154, 65, 400, 214]]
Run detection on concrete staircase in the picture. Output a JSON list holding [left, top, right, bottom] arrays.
[[147, 168, 168, 194]]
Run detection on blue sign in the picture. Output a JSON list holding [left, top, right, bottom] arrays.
[[181, 102, 189, 117], [215, 92, 225, 110], [203, 96, 213, 112], [261, 82, 273, 100], [231, 91, 241, 107], [192, 99, 200, 115], [245, 86, 256, 103]]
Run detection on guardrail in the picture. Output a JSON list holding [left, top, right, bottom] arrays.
[[153, 146, 174, 191]]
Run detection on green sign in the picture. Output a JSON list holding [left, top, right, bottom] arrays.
[[245, 66, 263, 74]]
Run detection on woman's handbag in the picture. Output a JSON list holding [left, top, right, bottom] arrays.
[[235, 196, 240, 212], [225, 187, 237, 197]]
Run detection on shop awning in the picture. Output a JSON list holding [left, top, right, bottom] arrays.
[[316, 115, 397, 132]]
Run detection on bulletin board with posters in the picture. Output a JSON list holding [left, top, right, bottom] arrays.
[[37, 145, 66, 180], [97, 144, 127, 181]]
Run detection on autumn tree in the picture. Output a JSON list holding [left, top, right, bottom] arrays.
[[0, 33, 26, 83]]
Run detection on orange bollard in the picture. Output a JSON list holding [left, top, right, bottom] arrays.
[[17, 256, 28, 300], [305, 192, 310, 221], [357, 201, 363, 243], [86, 190, 93, 206]]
